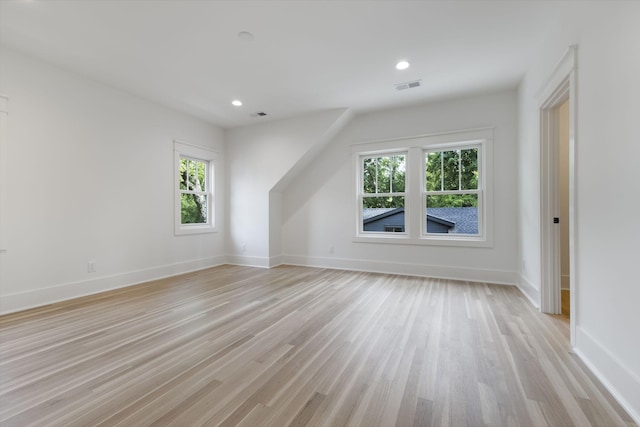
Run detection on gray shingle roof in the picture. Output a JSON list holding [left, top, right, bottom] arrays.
[[427, 207, 478, 234], [362, 208, 398, 221], [362, 207, 478, 234]]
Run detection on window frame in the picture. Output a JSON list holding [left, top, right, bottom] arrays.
[[352, 128, 493, 248], [174, 140, 217, 236], [358, 151, 408, 236], [423, 141, 483, 238]]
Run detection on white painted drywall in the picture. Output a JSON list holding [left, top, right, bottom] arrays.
[[281, 90, 519, 284], [0, 48, 226, 314], [517, 2, 640, 420], [225, 109, 351, 266]]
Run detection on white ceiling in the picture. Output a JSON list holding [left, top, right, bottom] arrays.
[[0, 0, 579, 128]]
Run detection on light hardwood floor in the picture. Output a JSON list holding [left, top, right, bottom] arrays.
[[0, 265, 635, 427], [561, 290, 570, 317]]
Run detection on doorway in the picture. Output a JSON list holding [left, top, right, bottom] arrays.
[[539, 46, 577, 347], [557, 100, 571, 318]]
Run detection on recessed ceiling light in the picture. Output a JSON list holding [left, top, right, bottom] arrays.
[[238, 31, 255, 41], [396, 60, 410, 70], [231, 100, 243, 107]]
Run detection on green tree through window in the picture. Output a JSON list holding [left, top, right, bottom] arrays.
[[179, 157, 208, 224], [425, 147, 478, 207], [362, 154, 406, 208]]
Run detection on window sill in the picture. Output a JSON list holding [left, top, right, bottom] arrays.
[[175, 225, 217, 236], [353, 234, 492, 248]]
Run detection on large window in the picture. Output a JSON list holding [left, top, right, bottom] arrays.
[[354, 129, 492, 247], [174, 141, 216, 235]]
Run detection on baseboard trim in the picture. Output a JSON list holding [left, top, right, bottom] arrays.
[[269, 255, 284, 268], [574, 327, 640, 425], [224, 255, 271, 268], [0, 256, 226, 315], [517, 273, 541, 309], [282, 254, 516, 285]]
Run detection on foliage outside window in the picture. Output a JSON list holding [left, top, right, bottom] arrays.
[[174, 141, 216, 235], [180, 157, 209, 224]]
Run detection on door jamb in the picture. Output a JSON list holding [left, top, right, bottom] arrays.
[[539, 45, 578, 347]]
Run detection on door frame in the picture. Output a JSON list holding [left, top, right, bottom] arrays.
[[539, 45, 578, 347]]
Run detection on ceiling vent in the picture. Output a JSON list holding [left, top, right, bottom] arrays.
[[395, 79, 422, 91], [251, 111, 268, 117]]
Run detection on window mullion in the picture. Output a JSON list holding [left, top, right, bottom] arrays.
[[458, 150, 462, 190], [375, 158, 379, 194], [440, 153, 444, 191], [390, 159, 393, 194], [407, 146, 422, 238]]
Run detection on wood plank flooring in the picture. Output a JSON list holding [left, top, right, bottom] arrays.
[[0, 265, 635, 427]]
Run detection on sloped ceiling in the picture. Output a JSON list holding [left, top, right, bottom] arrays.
[[0, 1, 580, 128]]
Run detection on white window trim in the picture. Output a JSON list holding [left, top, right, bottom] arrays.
[[352, 128, 494, 248], [174, 140, 217, 236]]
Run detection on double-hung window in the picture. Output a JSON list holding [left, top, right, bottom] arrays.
[[354, 128, 493, 247], [174, 141, 216, 235], [360, 153, 407, 233], [424, 145, 481, 236]]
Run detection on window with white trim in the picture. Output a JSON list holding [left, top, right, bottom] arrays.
[[360, 153, 406, 233], [174, 141, 216, 235], [354, 129, 493, 247], [424, 145, 480, 236]]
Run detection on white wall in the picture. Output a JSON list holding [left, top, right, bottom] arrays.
[[0, 48, 226, 314], [281, 90, 519, 284], [225, 108, 351, 267], [517, 2, 640, 420]]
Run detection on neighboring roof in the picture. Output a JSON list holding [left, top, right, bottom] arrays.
[[426, 214, 455, 228], [362, 207, 478, 234], [362, 208, 403, 223], [428, 207, 478, 234]]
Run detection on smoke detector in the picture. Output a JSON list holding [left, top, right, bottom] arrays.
[[394, 80, 422, 91]]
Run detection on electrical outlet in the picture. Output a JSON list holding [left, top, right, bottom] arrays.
[[241, 243, 247, 252], [329, 246, 335, 254], [87, 261, 96, 273]]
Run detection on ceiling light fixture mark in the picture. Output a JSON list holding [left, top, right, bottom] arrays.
[[238, 31, 255, 41], [396, 60, 410, 70]]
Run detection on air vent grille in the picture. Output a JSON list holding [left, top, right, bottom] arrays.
[[395, 80, 422, 91]]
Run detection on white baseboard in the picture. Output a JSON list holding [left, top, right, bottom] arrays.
[[282, 254, 517, 285], [0, 255, 226, 315], [269, 255, 284, 268], [225, 254, 271, 268], [223, 255, 283, 268], [574, 327, 640, 425], [517, 273, 541, 309]]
